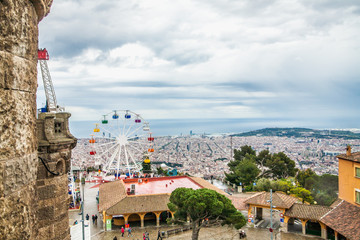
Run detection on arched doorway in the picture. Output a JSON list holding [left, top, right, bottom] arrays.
[[112, 215, 125, 229], [305, 220, 321, 236], [144, 212, 156, 227], [160, 211, 171, 225], [287, 218, 302, 233], [128, 213, 141, 227]]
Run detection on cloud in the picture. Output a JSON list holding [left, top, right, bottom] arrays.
[[37, 0, 360, 129]]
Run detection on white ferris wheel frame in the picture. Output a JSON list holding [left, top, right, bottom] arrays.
[[91, 110, 152, 176]]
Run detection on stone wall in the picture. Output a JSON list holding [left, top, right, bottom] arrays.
[[37, 112, 76, 240], [0, 0, 53, 239]]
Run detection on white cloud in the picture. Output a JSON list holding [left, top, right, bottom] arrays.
[[37, 0, 360, 129]]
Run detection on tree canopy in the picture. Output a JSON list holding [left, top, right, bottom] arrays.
[[225, 155, 260, 186], [225, 145, 297, 187], [296, 170, 338, 206], [168, 188, 246, 240], [254, 177, 314, 203], [226, 146, 338, 206], [266, 152, 297, 179]]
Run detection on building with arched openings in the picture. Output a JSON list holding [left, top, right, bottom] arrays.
[[98, 175, 227, 230]]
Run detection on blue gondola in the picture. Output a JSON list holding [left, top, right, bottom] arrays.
[[112, 111, 119, 119]]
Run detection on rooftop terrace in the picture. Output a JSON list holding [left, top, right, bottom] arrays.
[[123, 176, 202, 195]]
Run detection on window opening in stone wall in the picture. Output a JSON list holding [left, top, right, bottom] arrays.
[[55, 122, 62, 133]]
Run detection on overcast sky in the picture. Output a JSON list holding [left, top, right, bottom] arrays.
[[38, 0, 360, 128]]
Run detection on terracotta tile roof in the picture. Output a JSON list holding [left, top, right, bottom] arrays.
[[285, 203, 332, 220], [190, 177, 229, 196], [98, 180, 127, 212], [107, 193, 171, 215], [337, 152, 360, 163], [229, 196, 248, 210], [244, 191, 300, 209], [321, 200, 360, 240], [330, 198, 343, 208]]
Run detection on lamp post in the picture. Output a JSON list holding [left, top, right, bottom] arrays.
[[267, 189, 276, 240], [81, 173, 85, 240]]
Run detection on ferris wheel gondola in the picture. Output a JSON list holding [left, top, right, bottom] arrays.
[[89, 110, 153, 177]]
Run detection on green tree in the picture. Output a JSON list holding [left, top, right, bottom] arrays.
[[254, 178, 271, 192], [314, 174, 338, 194], [234, 145, 256, 160], [228, 145, 256, 169], [256, 150, 272, 178], [225, 155, 260, 186], [271, 178, 293, 193], [314, 192, 335, 206], [304, 176, 317, 191], [296, 169, 317, 189], [266, 152, 297, 179], [290, 186, 314, 204], [168, 188, 246, 240], [312, 174, 338, 206]]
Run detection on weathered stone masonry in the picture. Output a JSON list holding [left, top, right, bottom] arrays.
[[0, 1, 77, 239], [37, 112, 76, 240]]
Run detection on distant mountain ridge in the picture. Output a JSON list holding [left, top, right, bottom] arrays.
[[232, 127, 360, 139]]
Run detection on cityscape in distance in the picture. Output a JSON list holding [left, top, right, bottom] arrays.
[[72, 127, 360, 177]]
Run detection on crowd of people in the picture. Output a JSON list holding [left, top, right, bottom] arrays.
[[85, 213, 98, 225]]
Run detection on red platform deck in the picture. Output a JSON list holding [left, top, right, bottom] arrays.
[[123, 176, 202, 195]]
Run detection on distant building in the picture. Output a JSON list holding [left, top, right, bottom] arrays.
[[98, 176, 228, 230], [337, 146, 360, 205]]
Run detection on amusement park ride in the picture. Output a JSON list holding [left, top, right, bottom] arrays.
[[38, 48, 154, 184], [37, 48, 64, 113], [89, 110, 154, 179]]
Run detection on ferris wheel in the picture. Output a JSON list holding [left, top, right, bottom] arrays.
[[89, 110, 154, 177]]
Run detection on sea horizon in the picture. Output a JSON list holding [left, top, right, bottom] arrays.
[[69, 118, 359, 139]]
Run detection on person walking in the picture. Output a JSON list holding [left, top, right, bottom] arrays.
[[94, 214, 98, 225], [92, 215, 95, 224], [113, 236, 118, 240], [157, 229, 162, 240], [127, 227, 132, 237], [121, 226, 125, 237], [86, 214, 89, 221]]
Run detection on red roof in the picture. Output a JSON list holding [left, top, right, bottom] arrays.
[[337, 152, 360, 163], [123, 176, 202, 195], [321, 200, 360, 240]]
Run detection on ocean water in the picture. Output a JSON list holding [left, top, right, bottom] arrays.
[[69, 118, 334, 138]]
